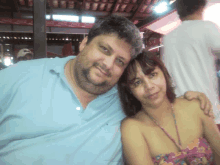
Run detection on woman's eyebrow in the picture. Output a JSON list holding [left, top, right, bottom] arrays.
[[128, 77, 139, 83]]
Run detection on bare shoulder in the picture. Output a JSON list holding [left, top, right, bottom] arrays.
[[174, 98, 201, 115], [121, 117, 143, 130], [120, 117, 144, 135]]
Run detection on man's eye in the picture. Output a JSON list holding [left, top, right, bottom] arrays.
[[100, 46, 108, 52], [116, 58, 125, 66]]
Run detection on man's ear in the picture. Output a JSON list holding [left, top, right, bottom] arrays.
[[79, 37, 88, 52]]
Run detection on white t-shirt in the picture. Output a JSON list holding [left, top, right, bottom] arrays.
[[162, 20, 220, 123]]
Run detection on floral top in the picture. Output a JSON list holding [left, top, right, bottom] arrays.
[[145, 104, 214, 165], [152, 137, 214, 165]]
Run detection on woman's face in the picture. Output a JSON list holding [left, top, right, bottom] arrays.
[[128, 62, 168, 108]]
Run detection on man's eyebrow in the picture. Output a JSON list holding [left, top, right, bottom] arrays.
[[98, 41, 113, 53]]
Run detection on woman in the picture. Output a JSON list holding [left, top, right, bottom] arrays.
[[118, 51, 220, 165]]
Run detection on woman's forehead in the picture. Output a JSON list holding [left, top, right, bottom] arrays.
[[127, 62, 159, 80]]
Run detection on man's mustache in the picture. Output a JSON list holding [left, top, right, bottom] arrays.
[[94, 63, 111, 77]]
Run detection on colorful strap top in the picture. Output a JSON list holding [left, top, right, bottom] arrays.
[[145, 104, 214, 165]]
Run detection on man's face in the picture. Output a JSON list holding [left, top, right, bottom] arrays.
[[74, 34, 132, 95]]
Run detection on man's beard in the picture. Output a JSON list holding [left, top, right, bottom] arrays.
[[82, 68, 107, 87], [74, 62, 115, 95]]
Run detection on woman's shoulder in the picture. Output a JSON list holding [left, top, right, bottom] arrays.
[[174, 98, 202, 114], [121, 117, 143, 127], [120, 117, 146, 133]]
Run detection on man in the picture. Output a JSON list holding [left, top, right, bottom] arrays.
[[162, 0, 220, 123], [0, 15, 213, 165], [16, 48, 33, 62]]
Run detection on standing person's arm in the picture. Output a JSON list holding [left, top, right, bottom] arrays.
[[121, 119, 154, 165]]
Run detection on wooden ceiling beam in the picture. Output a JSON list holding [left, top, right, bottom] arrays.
[[130, 0, 146, 21], [0, 5, 11, 10], [18, 7, 133, 17], [136, 1, 176, 30], [110, 0, 120, 14], [81, 0, 86, 10], [13, 0, 20, 12], [24, 0, 29, 8]]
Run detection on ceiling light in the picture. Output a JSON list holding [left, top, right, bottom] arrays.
[[4, 57, 12, 66], [52, 15, 79, 22], [154, 1, 168, 14], [169, 0, 176, 4], [82, 16, 95, 23], [46, 15, 51, 20]]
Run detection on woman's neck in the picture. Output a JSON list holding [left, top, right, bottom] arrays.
[[142, 99, 173, 123]]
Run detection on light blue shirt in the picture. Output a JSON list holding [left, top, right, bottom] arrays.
[[0, 56, 125, 165]]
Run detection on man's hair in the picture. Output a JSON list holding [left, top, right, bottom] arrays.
[[176, 0, 207, 20], [117, 51, 176, 117], [87, 15, 143, 59]]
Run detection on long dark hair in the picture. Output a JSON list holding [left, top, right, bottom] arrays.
[[118, 51, 176, 117]]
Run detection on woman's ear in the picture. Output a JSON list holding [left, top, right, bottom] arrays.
[[79, 37, 88, 52]]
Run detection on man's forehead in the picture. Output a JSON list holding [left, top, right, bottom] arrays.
[[95, 33, 130, 42]]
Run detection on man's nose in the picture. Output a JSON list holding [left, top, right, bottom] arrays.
[[103, 55, 115, 70]]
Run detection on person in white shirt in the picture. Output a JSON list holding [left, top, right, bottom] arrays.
[[162, 0, 220, 123]]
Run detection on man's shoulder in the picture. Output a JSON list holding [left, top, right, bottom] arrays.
[[4, 56, 73, 74], [8, 58, 50, 71]]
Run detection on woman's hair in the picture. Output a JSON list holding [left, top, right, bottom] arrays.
[[117, 51, 176, 117], [176, 0, 207, 20]]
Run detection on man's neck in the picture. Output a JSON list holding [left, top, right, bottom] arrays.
[[64, 59, 97, 109], [182, 16, 203, 21], [181, 11, 204, 22]]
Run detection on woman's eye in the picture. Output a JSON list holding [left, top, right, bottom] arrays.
[[134, 80, 141, 87], [149, 72, 157, 78]]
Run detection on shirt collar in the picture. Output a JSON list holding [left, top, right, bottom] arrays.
[[49, 56, 75, 75]]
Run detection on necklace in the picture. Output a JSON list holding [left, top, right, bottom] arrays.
[[144, 104, 183, 150]]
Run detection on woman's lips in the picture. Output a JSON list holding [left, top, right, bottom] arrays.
[[147, 92, 159, 99]]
